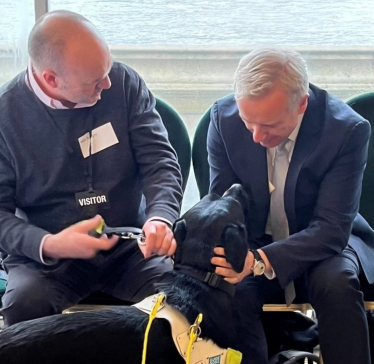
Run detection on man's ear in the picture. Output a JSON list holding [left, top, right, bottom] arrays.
[[42, 69, 59, 89], [220, 223, 248, 272], [298, 93, 309, 114], [173, 218, 186, 263]]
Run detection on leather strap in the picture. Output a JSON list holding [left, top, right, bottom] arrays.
[[174, 265, 235, 297]]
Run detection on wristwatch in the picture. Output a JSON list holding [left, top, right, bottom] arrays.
[[249, 249, 266, 276]]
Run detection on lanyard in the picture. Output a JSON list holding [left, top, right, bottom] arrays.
[[26, 69, 95, 192]]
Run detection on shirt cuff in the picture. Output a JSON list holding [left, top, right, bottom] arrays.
[[146, 216, 172, 228], [265, 267, 276, 280], [39, 234, 58, 266]]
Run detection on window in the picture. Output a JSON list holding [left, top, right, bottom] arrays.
[[0, 0, 35, 86]]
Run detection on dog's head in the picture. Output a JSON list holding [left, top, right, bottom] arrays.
[[173, 184, 249, 273]]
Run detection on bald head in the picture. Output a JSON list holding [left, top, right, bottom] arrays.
[[28, 10, 109, 76]]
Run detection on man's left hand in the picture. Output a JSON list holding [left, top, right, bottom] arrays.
[[140, 220, 176, 259], [211, 247, 254, 284]]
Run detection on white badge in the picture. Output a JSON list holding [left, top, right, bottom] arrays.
[[78, 122, 119, 158], [78, 132, 90, 158], [91, 122, 119, 155]]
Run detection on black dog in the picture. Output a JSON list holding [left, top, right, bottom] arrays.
[[0, 184, 249, 364]]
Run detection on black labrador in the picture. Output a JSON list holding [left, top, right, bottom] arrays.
[[0, 184, 249, 364]]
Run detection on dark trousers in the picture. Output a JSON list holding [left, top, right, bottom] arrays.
[[0, 240, 173, 327], [234, 246, 371, 364]]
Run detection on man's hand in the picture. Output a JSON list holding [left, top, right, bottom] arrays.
[[42, 215, 119, 260], [139, 220, 176, 259], [211, 247, 254, 284]]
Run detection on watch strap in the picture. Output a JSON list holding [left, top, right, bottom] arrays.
[[249, 249, 266, 276], [249, 249, 263, 263]]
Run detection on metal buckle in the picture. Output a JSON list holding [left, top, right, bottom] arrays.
[[119, 232, 146, 246], [204, 272, 222, 287], [119, 232, 143, 240], [102, 227, 144, 242]]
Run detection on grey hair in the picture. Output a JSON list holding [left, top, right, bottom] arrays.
[[28, 10, 94, 75], [234, 48, 309, 107]]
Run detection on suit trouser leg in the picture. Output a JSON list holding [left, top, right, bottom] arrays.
[[233, 275, 282, 364], [1, 259, 85, 327], [306, 246, 370, 364], [101, 240, 174, 303], [1, 241, 173, 327]]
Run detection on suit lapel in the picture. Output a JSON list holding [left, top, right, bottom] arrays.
[[285, 86, 324, 234], [234, 129, 270, 236]]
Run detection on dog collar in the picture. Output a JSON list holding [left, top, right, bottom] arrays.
[[174, 265, 235, 297]]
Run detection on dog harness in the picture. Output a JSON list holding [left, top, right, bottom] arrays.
[[133, 293, 242, 364]]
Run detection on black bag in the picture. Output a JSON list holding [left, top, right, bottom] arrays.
[[268, 349, 319, 364], [262, 311, 319, 363], [366, 310, 374, 364]]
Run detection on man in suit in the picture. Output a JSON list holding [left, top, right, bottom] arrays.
[[208, 48, 373, 364]]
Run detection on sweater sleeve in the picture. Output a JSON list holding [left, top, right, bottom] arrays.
[[0, 131, 49, 263], [126, 69, 183, 223]]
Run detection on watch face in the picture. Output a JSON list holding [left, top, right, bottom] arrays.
[[253, 261, 266, 276]]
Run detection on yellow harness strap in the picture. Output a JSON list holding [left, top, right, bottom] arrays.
[[226, 348, 243, 364], [186, 313, 203, 364], [136, 294, 242, 364], [141, 293, 166, 364]]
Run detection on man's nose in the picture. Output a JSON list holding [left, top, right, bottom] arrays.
[[252, 126, 267, 143], [99, 75, 111, 90]]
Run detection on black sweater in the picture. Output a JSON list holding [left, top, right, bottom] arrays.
[[0, 62, 182, 263]]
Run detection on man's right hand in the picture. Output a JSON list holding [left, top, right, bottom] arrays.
[[42, 215, 119, 260]]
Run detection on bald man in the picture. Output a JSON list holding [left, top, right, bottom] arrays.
[[0, 10, 183, 326]]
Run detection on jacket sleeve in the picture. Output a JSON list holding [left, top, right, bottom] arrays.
[[207, 101, 241, 196], [126, 70, 183, 223], [262, 118, 371, 288]]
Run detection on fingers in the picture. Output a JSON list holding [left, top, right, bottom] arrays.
[[166, 238, 177, 256], [96, 235, 119, 251], [213, 247, 225, 256], [211, 256, 232, 269], [142, 221, 175, 258], [211, 246, 243, 284], [72, 215, 103, 233], [214, 265, 242, 284]]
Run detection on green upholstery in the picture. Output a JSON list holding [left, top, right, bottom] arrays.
[[192, 107, 211, 198], [346, 92, 374, 228], [155, 98, 191, 192], [0, 279, 5, 307]]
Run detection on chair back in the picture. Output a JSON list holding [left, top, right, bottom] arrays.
[[155, 98, 191, 192], [192, 107, 211, 198], [346, 92, 374, 227]]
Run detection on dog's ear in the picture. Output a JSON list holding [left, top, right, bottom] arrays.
[[223, 184, 251, 222], [220, 223, 248, 272], [173, 218, 187, 244], [173, 218, 186, 264]]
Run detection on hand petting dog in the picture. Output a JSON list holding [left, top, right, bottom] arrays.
[[211, 247, 254, 284], [212, 247, 274, 283]]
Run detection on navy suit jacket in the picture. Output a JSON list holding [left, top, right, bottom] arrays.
[[207, 84, 374, 288]]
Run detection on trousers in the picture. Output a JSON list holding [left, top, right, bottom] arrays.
[[234, 245, 371, 364], [1, 239, 173, 326]]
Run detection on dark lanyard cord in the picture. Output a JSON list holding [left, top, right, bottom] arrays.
[[26, 69, 94, 192]]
